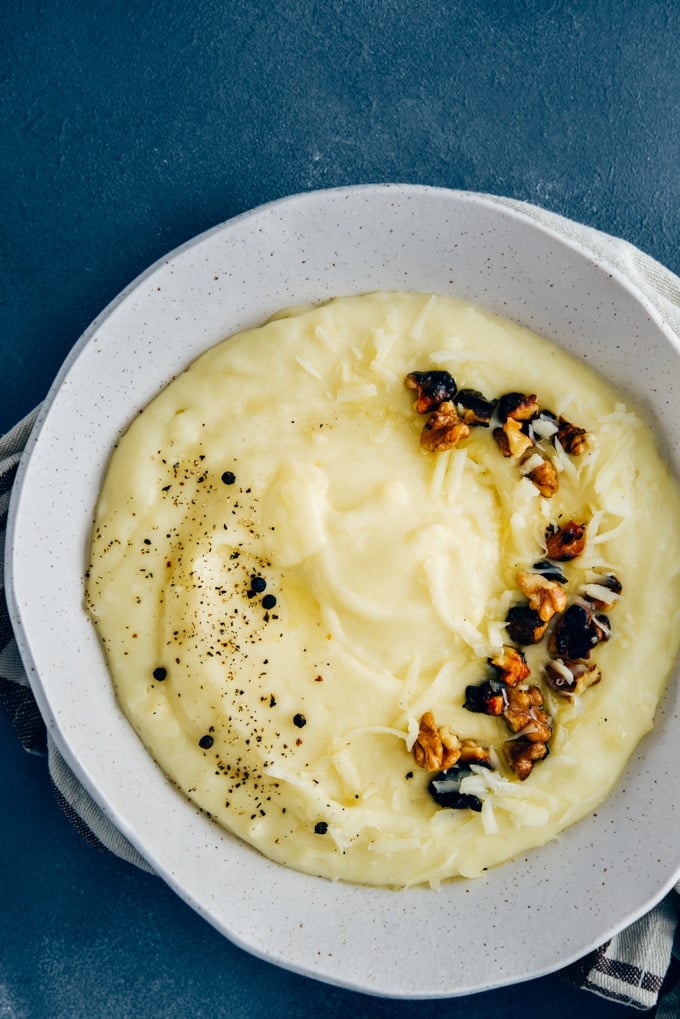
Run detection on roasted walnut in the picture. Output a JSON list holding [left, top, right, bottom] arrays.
[[532, 559, 567, 584], [428, 762, 492, 812], [583, 573, 623, 609], [412, 711, 461, 771], [545, 520, 587, 561], [556, 416, 590, 455], [503, 686, 553, 743], [520, 452, 559, 497], [455, 388, 498, 427], [543, 657, 602, 699], [420, 401, 471, 452], [464, 677, 508, 716], [488, 645, 530, 686], [549, 603, 610, 660], [516, 570, 567, 623], [505, 604, 549, 645], [505, 737, 549, 781], [498, 392, 540, 422], [493, 417, 535, 458], [458, 739, 493, 766], [405, 370, 457, 414]]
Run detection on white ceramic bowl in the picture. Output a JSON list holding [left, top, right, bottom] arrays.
[[7, 185, 680, 998]]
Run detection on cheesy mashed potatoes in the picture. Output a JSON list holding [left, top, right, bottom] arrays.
[[86, 292, 680, 887]]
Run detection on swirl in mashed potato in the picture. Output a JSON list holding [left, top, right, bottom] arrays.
[[85, 292, 680, 887]]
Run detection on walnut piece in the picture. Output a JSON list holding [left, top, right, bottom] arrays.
[[520, 452, 559, 497], [544, 657, 602, 699], [458, 739, 492, 766], [505, 738, 549, 781], [549, 602, 610, 660], [516, 570, 567, 623], [505, 604, 549, 645], [544, 520, 587, 561], [454, 388, 498, 427], [503, 686, 553, 743], [420, 401, 470, 452], [412, 711, 461, 771], [498, 392, 540, 422], [489, 645, 530, 686], [493, 417, 534, 458], [556, 416, 590, 455], [464, 677, 508, 715], [582, 572, 623, 609], [405, 370, 457, 414]]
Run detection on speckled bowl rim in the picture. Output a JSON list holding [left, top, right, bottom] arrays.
[[6, 184, 680, 999]]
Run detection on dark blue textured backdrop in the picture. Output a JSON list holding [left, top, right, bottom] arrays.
[[2, 0, 679, 435], [2, 2, 678, 1016]]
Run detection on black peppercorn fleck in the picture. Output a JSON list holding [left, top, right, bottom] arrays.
[[314, 821, 328, 835], [262, 594, 277, 610], [250, 576, 267, 593], [152, 667, 167, 681], [293, 713, 306, 728], [198, 734, 214, 749], [221, 471, 236, 485]]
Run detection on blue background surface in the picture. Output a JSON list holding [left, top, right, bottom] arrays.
[[2, 2, 679, 1016]]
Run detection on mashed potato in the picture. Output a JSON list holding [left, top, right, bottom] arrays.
[[85, 292, 680, 887]]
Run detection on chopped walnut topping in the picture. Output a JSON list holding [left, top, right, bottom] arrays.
[[458, 738, 492, 766], [493, 418, 534, 458], [492, 426, 511, 456], [464, 678, 508, 715], [544, 657, 602, 699], [503, 686, 553, 743], [420, 401, 470, 452], [498, 392, 540, 422], [520, 452, 559, 497], [545, 520, 587, 561], [505, 737, 549, 781], [405, 370, 457, 414], [516, 570, 567, 623], [428, 760, 492, 811], [532, 559, 567, 583], [489, 645, 530, 686], [412, 712, 461, 771], [582, 573, 623, 609], [505, 604, 548, 645], [455, 388, 498, 427], [556, 416, 590, 455], [549, 603, 610, 660]]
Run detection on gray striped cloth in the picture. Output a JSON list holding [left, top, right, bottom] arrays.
[[2, 199, 680, 1007], [1, 408, 154, 874]]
